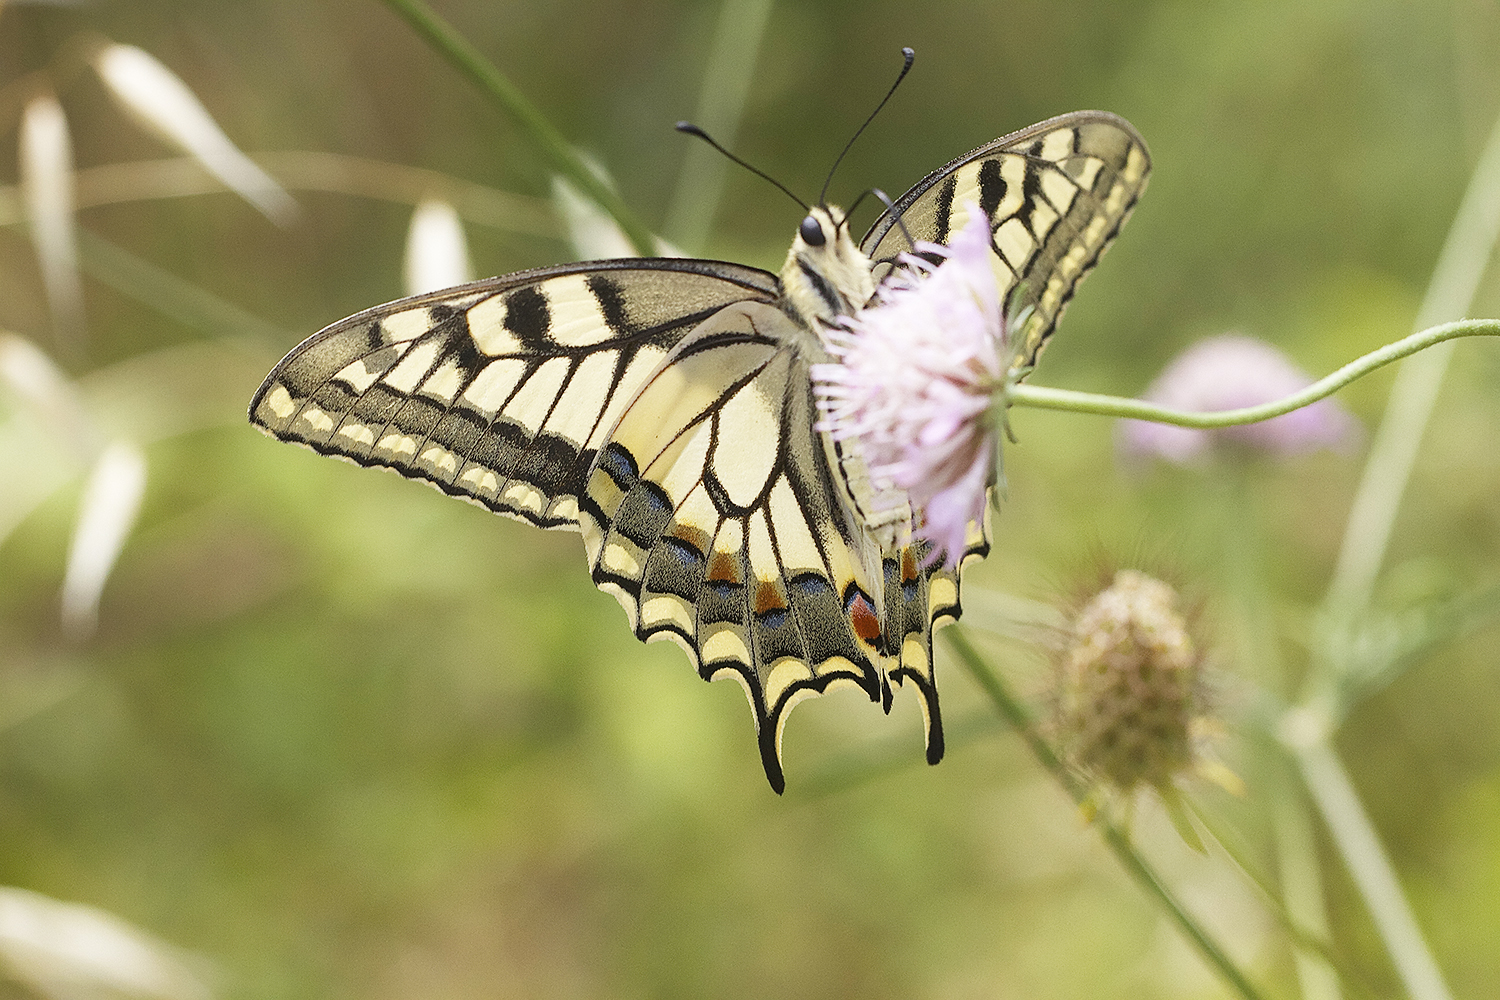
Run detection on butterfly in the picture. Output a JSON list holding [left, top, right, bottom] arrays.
[[249, 109, 1150, 793]]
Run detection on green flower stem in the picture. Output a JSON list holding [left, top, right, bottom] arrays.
[[1214, 475, 1346, 997], [376, 0, 659, 256], [1274, 783, 1345, 1000], [1281, 108, 1500, 1000], [1006, 319, 1500, 427], [943, 629, 1270, 1000], [1285, 726, 1455, 1000]]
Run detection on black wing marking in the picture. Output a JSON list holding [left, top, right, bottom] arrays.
[[853, 112, 1148, 757], [862, 110, 1150, 373]]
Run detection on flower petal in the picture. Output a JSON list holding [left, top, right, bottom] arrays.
[[20, 94, 86, 352], [813, 205, 1004, 565], [1118, 334, 1361, 464], [94, 43, 298, 225], [403, 198, 473, 295], [60, 440, 147, 637]]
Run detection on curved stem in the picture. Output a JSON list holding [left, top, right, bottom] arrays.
[[944, 629, 1270, 1000], [376, 0, 659, 256], [1007, 319, 1500, 427]]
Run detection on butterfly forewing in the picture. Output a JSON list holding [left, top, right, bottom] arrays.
[[862, 110, 1150, 372], [250, 259, 778, 528]]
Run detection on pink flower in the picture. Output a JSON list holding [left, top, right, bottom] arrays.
[[813, 207, 1004, 565], [1119, 334, 1361, 465]]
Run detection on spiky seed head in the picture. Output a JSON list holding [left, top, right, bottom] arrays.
[[1057, 570, 1200, 793]]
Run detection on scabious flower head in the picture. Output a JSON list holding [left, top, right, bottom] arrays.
[[1119, 334, 1360, 465], [1056, 570, 1203, 795], [812, 207, 1004, 566]]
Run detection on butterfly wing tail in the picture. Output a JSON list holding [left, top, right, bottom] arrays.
[[581, 306, 901, 792], [886, 507, 993, 766]]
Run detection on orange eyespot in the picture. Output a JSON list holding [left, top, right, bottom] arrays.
[[754, 581, 787, 618], [707, 552, 741, 585], [844, 586, 882, 644]]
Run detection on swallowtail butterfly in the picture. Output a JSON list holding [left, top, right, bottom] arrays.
[[249, 109, 1150, 792]]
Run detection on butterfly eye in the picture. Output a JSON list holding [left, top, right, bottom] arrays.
[[799, 215, 826, 246]]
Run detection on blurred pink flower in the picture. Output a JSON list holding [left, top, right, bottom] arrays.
[[813, 206, 1004, 565], [1118, 334, 1360, 465]]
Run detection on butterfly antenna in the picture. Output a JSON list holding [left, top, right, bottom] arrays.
[[871, 187, 917, 247], [839, 189, 875, 229], [676, 122, 808, 211], [818, 47, 915, 207]]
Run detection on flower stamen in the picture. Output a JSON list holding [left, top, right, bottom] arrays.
[[812, 205, 1008, 566]]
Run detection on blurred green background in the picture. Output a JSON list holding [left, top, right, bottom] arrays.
[[1, 1, 1498, 998]]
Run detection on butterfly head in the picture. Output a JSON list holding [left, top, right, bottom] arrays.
[[780, 205, 876, 328]]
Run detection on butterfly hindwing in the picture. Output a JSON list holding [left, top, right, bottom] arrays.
[[250, 259, 778, 528], [580, 301, 903, 792], [862, 109, 1150, 373]]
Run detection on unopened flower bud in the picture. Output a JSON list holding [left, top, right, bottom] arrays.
[[1057, 570, 1201, 793]]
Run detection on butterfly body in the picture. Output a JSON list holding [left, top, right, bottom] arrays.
[[780, 205, 876, 326], [250, 110, 1150, 792]]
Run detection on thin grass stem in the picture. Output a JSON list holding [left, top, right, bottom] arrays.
[[1286, 732, 1454, 1000], [1274, 107, 1500, 1000], [0, 152, 558, 237], [662, 0, 775, 252], [376, 0, 658, 255], [1274, 785, 1344, 1000], [1323, 108, 1500, 617], [76, 229, 291, 346]]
